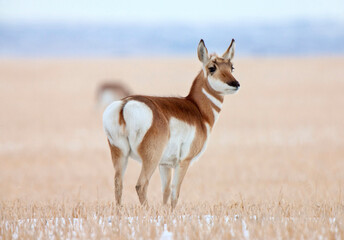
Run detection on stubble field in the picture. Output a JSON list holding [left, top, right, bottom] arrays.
[[0, 57, 343, 239]]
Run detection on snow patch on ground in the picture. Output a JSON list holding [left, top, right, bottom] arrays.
[[3, 216, 337, 240]]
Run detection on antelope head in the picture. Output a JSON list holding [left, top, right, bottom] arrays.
[[197, 39, 240, 94]]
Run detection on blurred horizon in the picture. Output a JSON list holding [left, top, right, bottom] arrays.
[[1, 20, 344, 57]]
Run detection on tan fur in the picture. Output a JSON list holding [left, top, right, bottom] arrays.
[[204, 56, 236, 87], [108, 141, 125, 205], [105, 39, 239, 208]]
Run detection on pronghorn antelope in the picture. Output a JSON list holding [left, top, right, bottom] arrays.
[[103, 39, 239, 208], [96, 81, 131, 109]]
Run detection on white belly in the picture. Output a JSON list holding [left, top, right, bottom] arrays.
[[160, 117, 197, 167]]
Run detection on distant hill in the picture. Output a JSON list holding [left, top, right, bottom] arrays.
[[0, 20, 343, 57]]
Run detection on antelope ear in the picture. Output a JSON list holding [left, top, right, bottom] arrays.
[[222, 39, 235, 60], [197, 39, 209, 64]]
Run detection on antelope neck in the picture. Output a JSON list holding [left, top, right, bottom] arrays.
[[186, 71, 224, 127]]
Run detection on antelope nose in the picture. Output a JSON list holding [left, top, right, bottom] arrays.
[[228, 81, 240, 88]]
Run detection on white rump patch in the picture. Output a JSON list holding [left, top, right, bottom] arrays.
[[103, 101, 130, 155], [123, 100, 153, 161], [202, 88, 222, 109], [160, 117, 196, 167]]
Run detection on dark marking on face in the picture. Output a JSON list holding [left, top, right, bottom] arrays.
[[205, 56, 239, 86]]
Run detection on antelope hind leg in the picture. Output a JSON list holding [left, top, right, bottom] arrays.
[[109, 142, 129, 206]]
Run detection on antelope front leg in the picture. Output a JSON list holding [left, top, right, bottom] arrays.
[[171, 161, 190, 209], [159, 165, 172, 205]]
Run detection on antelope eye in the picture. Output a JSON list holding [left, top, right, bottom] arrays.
[[231, 65, 235, 72], [208, 66, 216, 73]]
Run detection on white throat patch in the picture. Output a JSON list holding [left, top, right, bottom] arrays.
[[201, 88, 222, 109]]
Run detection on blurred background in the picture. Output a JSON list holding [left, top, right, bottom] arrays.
[[0, 0, 343, 205], [1, 0, 344, 57]]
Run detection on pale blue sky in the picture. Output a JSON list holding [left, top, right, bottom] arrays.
[[1, 0, 344, 23]]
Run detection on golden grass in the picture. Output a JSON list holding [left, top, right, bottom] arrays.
[[1, 200, 343, 239], [0, 57, 344, 239]]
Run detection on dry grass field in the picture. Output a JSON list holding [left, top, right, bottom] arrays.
[[0, 57, 344, 239]]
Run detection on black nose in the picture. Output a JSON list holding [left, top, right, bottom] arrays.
[[227, 81, 240, 88]]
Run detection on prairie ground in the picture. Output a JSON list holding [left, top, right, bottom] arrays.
[[0, 57, 343, 239]]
